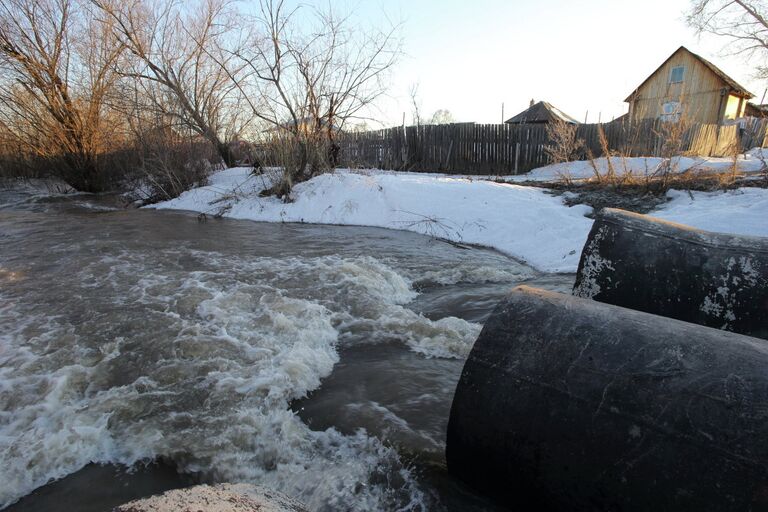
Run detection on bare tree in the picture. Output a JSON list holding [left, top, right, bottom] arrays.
[[0, 0, 125, 191], [429, 109, 455, 125], [687, 0, 768, 77], [409, 83, 422, 127], [224, 0, 401, 197], [91, 0, 246, 167], [544, 119, 583, 165]]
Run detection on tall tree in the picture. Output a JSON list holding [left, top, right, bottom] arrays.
[[0, 0, 124, 191], [429, 109, 455, 125], [223, 0, 401, 197], [91, 0, 245, 167], [687, 0, 768, 77]]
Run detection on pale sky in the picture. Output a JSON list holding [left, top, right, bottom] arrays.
[[345, 0, 767, 127]]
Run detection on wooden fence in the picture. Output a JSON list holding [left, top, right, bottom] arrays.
[[337, 117, 768, 175]]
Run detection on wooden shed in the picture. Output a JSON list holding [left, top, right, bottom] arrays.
[[505, 100, 580, 125], [625, 46, 754, 124]]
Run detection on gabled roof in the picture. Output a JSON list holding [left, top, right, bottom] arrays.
[[504, 101, 580, 124], [624, 46, 754, 102]]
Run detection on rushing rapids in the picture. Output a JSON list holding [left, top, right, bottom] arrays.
[[0, 188, 571, 511]]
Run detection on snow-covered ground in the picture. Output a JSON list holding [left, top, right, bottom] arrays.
[[150, 168, 594, 273], [511, 148, 768, 182], [653, 187, 768, 237], [149, 166, 768, 273]]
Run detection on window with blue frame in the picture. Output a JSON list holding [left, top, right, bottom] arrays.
[[670, 66, 684, 83]]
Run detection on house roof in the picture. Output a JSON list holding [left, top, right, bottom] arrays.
[[504, 101, 580, 124], [624, 46, 754, 102], [745, 102, 768, 117]]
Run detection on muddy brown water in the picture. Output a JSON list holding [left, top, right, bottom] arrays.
[[0, 190, 572, 511]]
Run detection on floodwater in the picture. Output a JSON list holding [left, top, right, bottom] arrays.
[[0, 188, 573, 511]]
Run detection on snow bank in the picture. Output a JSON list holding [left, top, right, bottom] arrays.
[[516, 149, 767, 182], [150, 168, 594, 273], [652, 187, 768, 237], [149, 167, 768, 274]]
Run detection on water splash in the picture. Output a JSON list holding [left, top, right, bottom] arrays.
[[0, 249, 482, 510]]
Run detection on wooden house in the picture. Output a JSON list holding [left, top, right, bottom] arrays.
[[625, 46, 753, 124], [505, 100, 580, 125]]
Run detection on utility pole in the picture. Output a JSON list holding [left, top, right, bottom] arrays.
[[501, 102, 505, 124]]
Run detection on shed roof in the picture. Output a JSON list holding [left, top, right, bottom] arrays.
[[624, 46, 754, 102], [504, 101, 580, 124]]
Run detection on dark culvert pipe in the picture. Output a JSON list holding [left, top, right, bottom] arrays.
[[447, 286, 768, 511], [572, 208, 768, 339]]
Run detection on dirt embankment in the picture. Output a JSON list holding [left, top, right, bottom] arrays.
[[515, 174, 768, 216]]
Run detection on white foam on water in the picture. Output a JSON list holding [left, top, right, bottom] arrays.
[[193, 252, 480, 359], [0, 249, 483, 510], [0, 302, 119, 507], [73, 201, 120, 212], [413, 263, 535, 287]]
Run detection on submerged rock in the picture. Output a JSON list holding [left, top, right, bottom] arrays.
[[113, 484, 308, 512]]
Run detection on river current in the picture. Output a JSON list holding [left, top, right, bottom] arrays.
[[0, 188, 572, 511]]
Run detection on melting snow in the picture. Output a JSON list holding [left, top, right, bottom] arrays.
[[149, 166, 768, 274]]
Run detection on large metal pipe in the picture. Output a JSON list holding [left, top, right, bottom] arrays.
[[573, 208, 768, 339], [447, 286, 768, 511]]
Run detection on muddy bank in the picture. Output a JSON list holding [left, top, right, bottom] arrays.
[[3, 463, 195, 512], [520, 176, 768, 215]]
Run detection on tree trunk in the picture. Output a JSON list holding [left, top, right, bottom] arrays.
[[61, 154, 104, 193], [216, 141, 235, 168]]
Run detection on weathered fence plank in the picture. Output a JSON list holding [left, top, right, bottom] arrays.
[[337, 117, 767, 175]]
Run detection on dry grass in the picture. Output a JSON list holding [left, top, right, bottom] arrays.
[[585, 124, 618, 184], [543, 171, 763, 217], [556, 111, 756, 193], [544, 121, 582, 159], [544, 120, 584, 185]]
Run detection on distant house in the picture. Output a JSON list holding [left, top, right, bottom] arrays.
[[504, 100, 580, 125], [625, 46, 754, 124], [745, 102, 768, 118]]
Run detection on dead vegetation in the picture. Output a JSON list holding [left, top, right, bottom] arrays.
[[544, 120, 583, 184], [541, 168, 761, 216], [532, 108, 766, 214], [0, 0, 125, 192], [221, 0, 401, 199], [539, 103, 763, 196], [0, 0, 400, 200]]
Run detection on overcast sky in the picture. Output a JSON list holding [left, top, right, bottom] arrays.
[[345, 0, 767, 127]]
